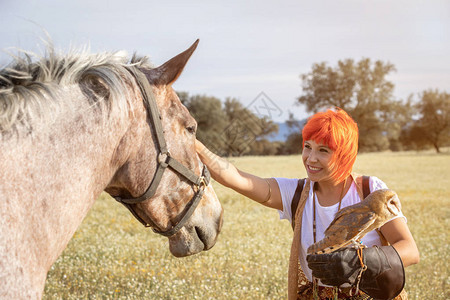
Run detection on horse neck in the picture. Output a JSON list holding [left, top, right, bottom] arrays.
[[0, 85, 138, 293]]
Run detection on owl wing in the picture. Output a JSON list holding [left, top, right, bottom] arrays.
[[325, 202, 369, 234], [307, 205, 377, 254]]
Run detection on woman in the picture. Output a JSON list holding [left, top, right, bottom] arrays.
[[196, 108, 419, 299]]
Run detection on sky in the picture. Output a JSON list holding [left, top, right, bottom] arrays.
[[1, 0, 449, 122]]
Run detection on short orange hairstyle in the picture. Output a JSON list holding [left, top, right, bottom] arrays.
[[302, 108, 359, 183]]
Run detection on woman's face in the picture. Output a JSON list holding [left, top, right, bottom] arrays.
[[302, 140, 335, 183]]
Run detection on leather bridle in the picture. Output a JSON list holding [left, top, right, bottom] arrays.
[[112, 66, 210, 237]]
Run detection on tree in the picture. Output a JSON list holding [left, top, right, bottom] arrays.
[[248, 139, 280, 156], [297, 58, 402, 152], [399, 125, 430, 151], [179, 92, 279, 156], [412, 90, 450, 153], [280, 112, 305, 155], [181, 93, 228, 153], [382, 99, 414, 151], [222, 98, 278, 156], [257, 117, 279, 139], [177, 91, 190, 106], [282, 132, 303, 155]]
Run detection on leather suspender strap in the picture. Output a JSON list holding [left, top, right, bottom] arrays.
[[291, 178, 306, 230], [362, 175, 370, 199]]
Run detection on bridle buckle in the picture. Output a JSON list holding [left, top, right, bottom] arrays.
[[157, 152, 170, 167], [198, 176, 207, 190]]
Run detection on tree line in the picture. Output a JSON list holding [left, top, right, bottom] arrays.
[[179, 58, 450, 156]]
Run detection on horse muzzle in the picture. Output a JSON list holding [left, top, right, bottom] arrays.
[[168, 184, 223, 257]]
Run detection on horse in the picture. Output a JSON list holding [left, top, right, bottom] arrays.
[[0, 40, 223, 299]]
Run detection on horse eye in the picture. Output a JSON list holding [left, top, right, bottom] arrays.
[[186, 125, 196, 134]]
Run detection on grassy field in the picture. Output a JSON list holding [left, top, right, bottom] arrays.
[[44, 151, 449, 299]]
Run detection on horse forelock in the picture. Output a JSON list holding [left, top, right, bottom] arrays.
[[0, 45, 154, 133]]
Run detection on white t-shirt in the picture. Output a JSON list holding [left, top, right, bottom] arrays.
[[275, 176, 406, 284]]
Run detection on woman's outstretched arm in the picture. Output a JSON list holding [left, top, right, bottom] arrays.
[[196, 140, 282, 210]]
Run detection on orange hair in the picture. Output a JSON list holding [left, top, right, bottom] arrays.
[[302, 108, 359, 184]]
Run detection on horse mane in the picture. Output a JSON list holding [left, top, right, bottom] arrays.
[[0, 44, 153, 132]]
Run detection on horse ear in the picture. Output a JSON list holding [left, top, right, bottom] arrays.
[[147, 39, 199, 86]]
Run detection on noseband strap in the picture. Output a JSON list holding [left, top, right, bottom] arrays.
[[112, 66, 209, 237]]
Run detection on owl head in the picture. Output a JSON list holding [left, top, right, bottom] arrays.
[[366, 189, 402, 218]]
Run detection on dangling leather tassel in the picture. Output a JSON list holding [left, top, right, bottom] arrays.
[[352, 246, 368, 296], [312, 277, 319, 300]]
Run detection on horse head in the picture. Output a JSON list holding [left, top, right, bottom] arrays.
[[105, 40, 223, 257]]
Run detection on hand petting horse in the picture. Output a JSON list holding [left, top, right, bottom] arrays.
[[0, 40, 223, 299]]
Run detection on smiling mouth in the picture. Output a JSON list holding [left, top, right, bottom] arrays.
[[308, 165, 322, 172]]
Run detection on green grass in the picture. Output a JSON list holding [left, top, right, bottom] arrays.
[[44, 150, 450, 299]]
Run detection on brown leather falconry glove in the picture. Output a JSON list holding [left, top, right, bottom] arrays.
[[306, 245, 405, 300]]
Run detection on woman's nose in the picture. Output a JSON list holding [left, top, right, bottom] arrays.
[[307, 150, 318, 162]]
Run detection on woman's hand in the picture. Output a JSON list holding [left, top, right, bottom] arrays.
[[195, 139, 206, 156]]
